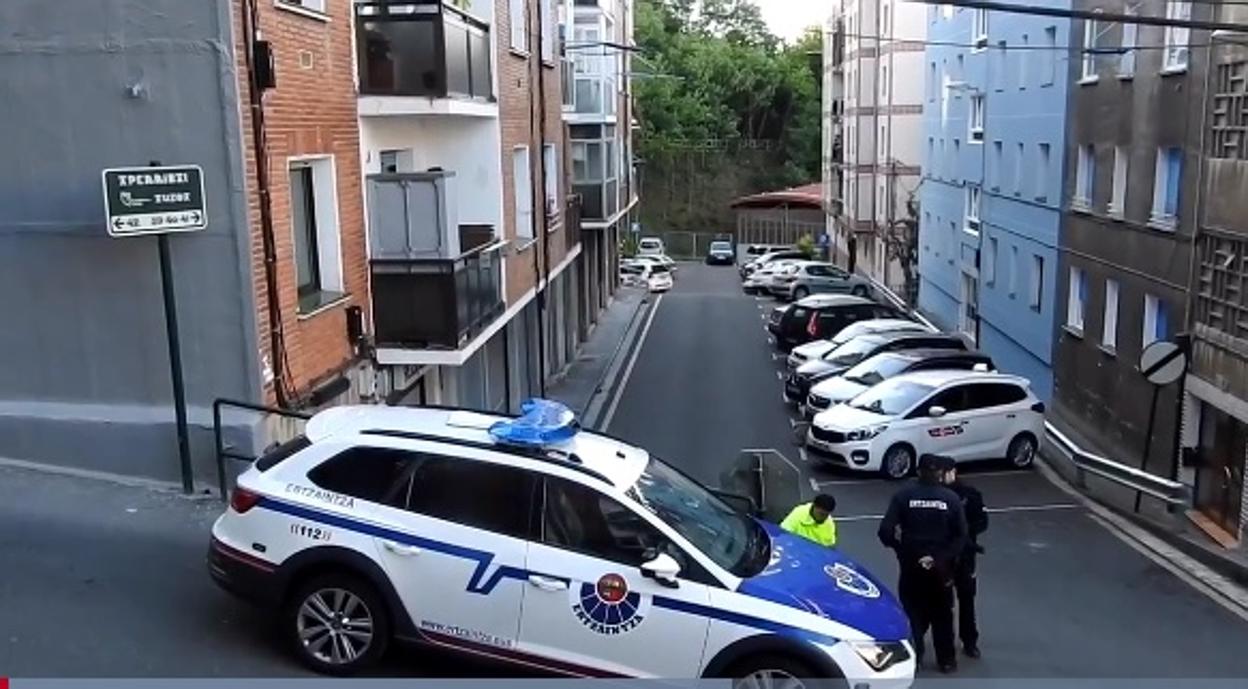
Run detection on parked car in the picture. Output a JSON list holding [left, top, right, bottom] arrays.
[[647, 263, 674, 293], [771, 262, 875, 302], [771, 295, 903, 350], [743, 259, 800, 295], [739, 248, 807, 279], [804, 349, 996, 417], [805, 370, 1044, 478], [619, 262, 650, 287], [784, 331, 968, 403], [638, 236, 665, 256], [741, 243, 792, 267], [787, 319, 934, 371], [629, 254, 678, 275], [706, 240, 735, 265]]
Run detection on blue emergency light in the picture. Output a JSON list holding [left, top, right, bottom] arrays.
[[489, 398, 580, 447]]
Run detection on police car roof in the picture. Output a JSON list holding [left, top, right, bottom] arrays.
[[887, 368, 1031, 389], [305, 405, 649, 488]]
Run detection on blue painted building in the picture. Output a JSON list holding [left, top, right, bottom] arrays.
[[917, 4, 1071, 402]]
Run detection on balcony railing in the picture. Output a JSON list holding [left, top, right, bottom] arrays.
[[371, 230, 505, 351], [356, 0, 493, 101]]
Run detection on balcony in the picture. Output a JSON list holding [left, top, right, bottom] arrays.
[[356, 0, 494, 116]]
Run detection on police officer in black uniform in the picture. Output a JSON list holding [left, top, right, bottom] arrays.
[[878, 454, 968, 673], [939, 456, 989, 658]]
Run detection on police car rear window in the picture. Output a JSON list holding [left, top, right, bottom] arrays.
[[255, 435, 311, 472], [307, 447, 414, 507]]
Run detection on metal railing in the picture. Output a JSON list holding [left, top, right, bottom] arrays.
[[212, 399, 312, 501]]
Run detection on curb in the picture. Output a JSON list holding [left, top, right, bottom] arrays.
[[582, 295, 653, 430]]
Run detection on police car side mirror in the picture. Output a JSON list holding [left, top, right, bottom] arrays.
[[640, 552, 681, 589], [928, 405, 947, 418]]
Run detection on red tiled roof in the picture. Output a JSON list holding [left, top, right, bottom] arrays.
[[730, 183, 823, 209]]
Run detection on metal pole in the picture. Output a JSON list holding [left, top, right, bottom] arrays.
[[159, 233, 194, 494], [1135, 385, 1162, 513]]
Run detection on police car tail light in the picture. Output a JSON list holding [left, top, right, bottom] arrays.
[[230, 486, 262, 514]]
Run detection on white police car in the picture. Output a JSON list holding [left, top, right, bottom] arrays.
[[209, 400, 915, 684], [805, 370, 1045, 479]]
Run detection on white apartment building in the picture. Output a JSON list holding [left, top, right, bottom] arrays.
[[825, 0, 926, 296]]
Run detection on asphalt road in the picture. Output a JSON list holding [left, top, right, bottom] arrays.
[[607, 263, 1248, 678]]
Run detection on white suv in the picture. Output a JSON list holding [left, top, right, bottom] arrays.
[[209, 400, 915, 683], [805, 370, 1045, 479]]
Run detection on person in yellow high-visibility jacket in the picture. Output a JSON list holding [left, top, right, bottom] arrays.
[[779, 493, 838, 547]]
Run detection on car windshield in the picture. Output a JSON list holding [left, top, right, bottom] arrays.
[[848, 378, 936, 416], [844, 353, 912, 387], [710, 241, 732, 251], [823, 336, 881, 367], [628, 456, 769, 578], [650, 264, 671, 274]]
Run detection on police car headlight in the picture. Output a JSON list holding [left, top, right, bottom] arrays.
[[847, 425, 888, 441], [848, 640, 910, 671]]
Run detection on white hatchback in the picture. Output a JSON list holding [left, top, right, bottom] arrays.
[[786, 319, 933, 371], [805, 370, 1045, 479]]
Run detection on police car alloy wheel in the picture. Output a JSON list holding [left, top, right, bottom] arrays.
[[1007, 433, 1038, 469], [882, 444, 915, 480], [285, 573, 390, 675], [729, 654, 817, 689]]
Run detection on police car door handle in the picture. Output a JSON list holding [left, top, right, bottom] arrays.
[[382, 540, 422, 557], [527, 575, 568, 592]]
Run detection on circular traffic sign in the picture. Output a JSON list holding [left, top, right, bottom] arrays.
[[1139, 340, 1187, 386]]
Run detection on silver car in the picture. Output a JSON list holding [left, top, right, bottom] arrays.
[[772, 262, 873, 301]]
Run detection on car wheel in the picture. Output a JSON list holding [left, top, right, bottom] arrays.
[[727, 654, 822, 689], [792, 286, 810, 300], [851, 285, 870, 298], [1007, 433, 1038, 469], [881, 444, 915, 480], [285, 573, 390, 676]]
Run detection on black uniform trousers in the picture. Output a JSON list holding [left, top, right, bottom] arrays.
[[897, 562, 955, 665], [954, 554, 978, 647]]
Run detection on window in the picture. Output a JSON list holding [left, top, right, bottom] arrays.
[[1067, 266, 1087, 331], [1119, 8, 1137, 77], [1019, 34, 1029, 88], [882, 66, 889, 98], [542, 143, 559, 219], [994, 42, 1006, 91], [954, 138, 961, 161], [969, 94, 985, 142], [956, 55, 965, 86], [1009, 245, 1019, 296], [289, 157, 343, 313], [1110, 146, 1128, 217], [540, 0, 554, 62], [928, 137, 935, 172], [949, 221, 957, 262], [379, 150, 400, 174], [1151, 147, 1182, 226], [1037, 143, 1051, 202], [513, 146, 534, 240], [1015, 142, 1025, 196], [1081, 16, 1099, 82], [308, 448, 415, 507], [884, 3, 891, 34], [992, 141, 1003, 191], [1163, 2, 1191, 72], [1075, 144, 1094, 208], [1103, 279, 1120, 349], [961, 273, 979, 338], [1042, 27, 1057, 85], [965, 383, 1028, 410], [1143, 293, 1169, 346], [1030, 254, 1044, 312], [929, 62, 937, 102], [922, 385, 972, 416], [408, 456, 537, 540], [966, 185, 981, 233], [510, 0, 527, 52], [278, 0, 326, 13], [973, 9, 989, 48], [542, 477, 668, 567], [986, 236, 998, 285]]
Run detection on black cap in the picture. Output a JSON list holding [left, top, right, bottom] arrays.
[[919, 454, 956, 471]]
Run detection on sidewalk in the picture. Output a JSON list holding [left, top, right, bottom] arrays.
[[546, 286, 649, 430]]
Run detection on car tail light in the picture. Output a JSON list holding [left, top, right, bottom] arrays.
[[230, 487, 262, 514], [807, 313, 819, 337], [1031, 401, 1046, 414]]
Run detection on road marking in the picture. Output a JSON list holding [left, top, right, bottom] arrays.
[[813, 469, 1031, 487], [833, 503, 1081, 523], [809, 477, 820, 492], [797, 447, 808, 463], [775, 370, 784, 381], [598, 294, 663, 431]]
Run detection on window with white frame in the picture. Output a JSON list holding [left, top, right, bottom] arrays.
[[1119, 8, 1137, 77], [1042, 26, 1057, 85], [1164, 2, 1191, 71], [969, 94, 985, 142], [1067, 266, 1087, 331], [288, 157, 343, 313], [513, 146, 534, 240], [540, 0, 554, 62], [1030, 254, 1045, 312], [542, 143, 559, 220], [1110, 146, 1128, 216], [966, 185, 981, 233], [1037, 143, 1050, 202], [994, 41, 1006, 91], [278, 0, 326, 14], [1143, 293, 1169, 346], [1103, 279, 1119, 349], [973, 9, 989, 48], [1081, 15, 1099, 82], [1075, 144, 1094, 208], [510, 0, 527, 52], [1151, 147, 1182, 226], [986, 235, 998, 285]]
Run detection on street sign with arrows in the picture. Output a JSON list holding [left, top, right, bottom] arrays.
[[101, 165, 207, 237]]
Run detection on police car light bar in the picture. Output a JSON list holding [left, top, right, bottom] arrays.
[[489, 398, 580, 448]]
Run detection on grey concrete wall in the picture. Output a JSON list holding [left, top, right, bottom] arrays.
[[0, 0, 261, 486]]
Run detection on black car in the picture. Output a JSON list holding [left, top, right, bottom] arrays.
[[804, 348, 995, 415], [770, 295, 902, 350], [706, 240, 735, 265], [784, 332, 968, 403]]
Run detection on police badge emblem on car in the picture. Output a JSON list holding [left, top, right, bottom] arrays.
[[825, 563, 881, 599]]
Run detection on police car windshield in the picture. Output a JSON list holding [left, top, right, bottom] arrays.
[[849, 378, 936, 416], [628, 457, 767, 578]]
